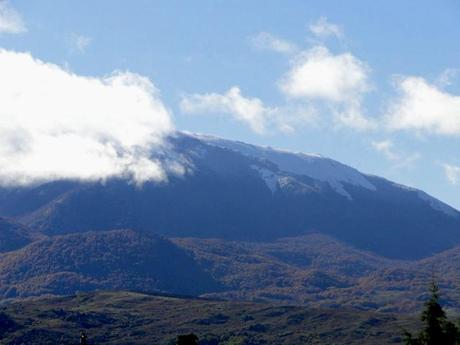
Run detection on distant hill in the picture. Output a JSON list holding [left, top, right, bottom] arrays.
[[0, 290, 415, 345], [174, 234, 460, 313], [0, 132, 458, 260], [0, 229, 460, 313], [0, 229, 221, 298]]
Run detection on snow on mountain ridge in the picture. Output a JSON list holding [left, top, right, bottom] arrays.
[[188, 132, 376, 199], [177, 132, 459, 216], [387, 181, 459, 217], [417, 191, 458, 217]]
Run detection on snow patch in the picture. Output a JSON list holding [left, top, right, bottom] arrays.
[[195, 134, 376, 199], [251, 166, 279, 193], [417, 191, 458, 217], [391, 182, 458, 217]]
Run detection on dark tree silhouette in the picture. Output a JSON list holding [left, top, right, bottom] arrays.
[[80, 331, 88, 345], [405, 282, 460, 345], [177, 333, 199, 345]]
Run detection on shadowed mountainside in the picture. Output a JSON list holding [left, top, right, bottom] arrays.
[[0, 217, 36, 253]]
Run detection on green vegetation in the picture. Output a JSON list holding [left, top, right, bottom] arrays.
[[2, 284, 460, 344], [404, 283, 460, 345], [176, 235, 460, 313], [0, 290, 415, 344], [1, 230, 460, 343], [2, 229, 460, 315]]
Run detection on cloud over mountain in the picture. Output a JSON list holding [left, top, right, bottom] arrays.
[[180, 86, 271, 133], [180, 86, 316, 134], [279, 45, 374, 130], [386, 76, 460, 135], [0, 49, 174, 186], [444, 164, 460, 185]]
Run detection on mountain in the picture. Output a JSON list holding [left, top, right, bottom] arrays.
[[0, 290, 414, 345], [0, 217, 35, 253], [0, 229, 221, 298], [1, 228, 460, 313], [173, 234, 460, 313], [0, 132, 458, 259]]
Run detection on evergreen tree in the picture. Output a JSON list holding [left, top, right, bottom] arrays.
[[405, 282, 460, 345]]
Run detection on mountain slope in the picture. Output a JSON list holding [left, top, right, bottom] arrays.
[[1, 229, 460, 313], [0, 217, 35, 253], [0, 229, 221, 298], [0, 132, 458, 259], [173, 234, 460, 313]]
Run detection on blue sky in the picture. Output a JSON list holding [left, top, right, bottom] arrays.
[[1, 0, 460, 208]]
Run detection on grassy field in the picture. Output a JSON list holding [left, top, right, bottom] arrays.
[[0, 290, 419, 345]]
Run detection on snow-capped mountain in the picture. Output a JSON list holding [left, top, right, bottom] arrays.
[[0, 131, 458, 260], [196, 133, 376, 199], [194, 133, 457, 216]]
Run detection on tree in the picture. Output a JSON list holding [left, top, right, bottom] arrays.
[[80, 331, 88, 345], [177, 333, 199, 345], [404, 282, 460, 345]]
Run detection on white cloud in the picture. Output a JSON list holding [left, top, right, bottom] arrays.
[[444, 164, 460, 185], [269, 103, 318, 134], [308, 17, 343, 39], [180, 87, 269, 133], [372, 139, 420, 168], [181, 45, 375, 133], [437, 68, 458, 88], [69, 34, 92, 53], [280, 46, 369, 101], [249, 32, 297, 55], [180, 87, 316, 134], [372, 140, 398, 160], [333, 101, 376, 130], [0, 1, 26, 34], [386, 76, 460, 135], [279, 45, 374, 130], [0, 49, 175, 186]]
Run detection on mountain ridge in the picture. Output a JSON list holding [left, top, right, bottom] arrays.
[[0, 132, 457, 259]]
